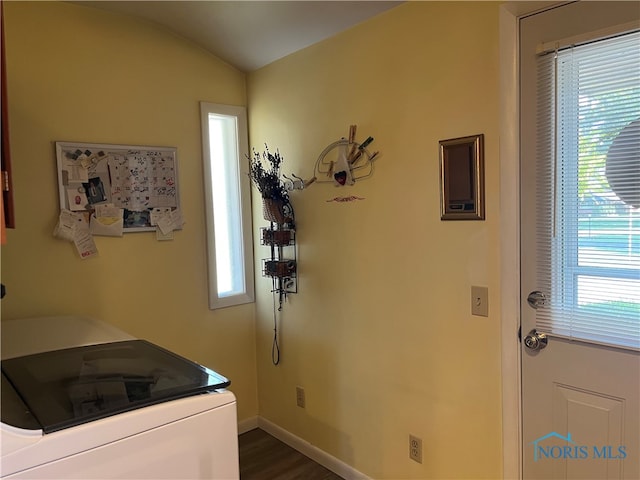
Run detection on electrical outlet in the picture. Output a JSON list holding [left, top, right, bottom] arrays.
[[296, 386, 306, 408], [409, 435, 422, 463]]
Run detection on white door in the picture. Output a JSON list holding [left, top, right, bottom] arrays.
[[520, 3, 640, 479]]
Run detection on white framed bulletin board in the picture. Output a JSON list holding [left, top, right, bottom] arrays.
[[55, 141, 180, 233]]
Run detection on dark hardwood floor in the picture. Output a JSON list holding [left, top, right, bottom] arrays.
[[239, 428, 344, 480]]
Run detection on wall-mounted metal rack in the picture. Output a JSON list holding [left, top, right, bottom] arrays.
[[260, 224, 297, 305]]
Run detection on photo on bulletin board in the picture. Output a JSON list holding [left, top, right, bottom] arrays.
[[55, 141, 180, 233]]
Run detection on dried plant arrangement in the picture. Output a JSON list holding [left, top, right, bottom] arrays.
[[248, 146, 289, 202], [248, 146, 293, 225]]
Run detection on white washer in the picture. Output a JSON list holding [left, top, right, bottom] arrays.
[[1, 316, 239, 479]]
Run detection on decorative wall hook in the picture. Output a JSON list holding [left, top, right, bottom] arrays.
[[313, 125, 380, 186], [282, 173, 317, 192]]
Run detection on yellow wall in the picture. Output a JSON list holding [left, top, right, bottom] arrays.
[[1, 1, 258, 421], [3, 1, 504, 477], [247, 2, 502, 478]]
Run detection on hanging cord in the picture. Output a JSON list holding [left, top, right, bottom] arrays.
[[271, 277, 280, 365], [278, 276, 285, 311], [552, 46, 559, 239]]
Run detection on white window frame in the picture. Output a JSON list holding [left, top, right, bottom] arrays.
[[200, 102, 254, 309]]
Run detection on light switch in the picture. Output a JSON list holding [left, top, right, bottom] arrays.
[[471, 286, 489, 317]]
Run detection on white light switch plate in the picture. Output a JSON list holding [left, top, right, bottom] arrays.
[[471, 286, 489, 317]]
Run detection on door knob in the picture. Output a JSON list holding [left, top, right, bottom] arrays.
[[524, 329, 548, 351], [527, 291, 547, 309]]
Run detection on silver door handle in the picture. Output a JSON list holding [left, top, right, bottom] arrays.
[[527, 291, 547, 309], [524, 329, 548, 351]]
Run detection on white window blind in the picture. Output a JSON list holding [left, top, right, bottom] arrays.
[[535, 31, 640, 350]]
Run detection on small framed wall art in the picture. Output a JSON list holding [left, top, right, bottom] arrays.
[[439, 134, 485, 220]]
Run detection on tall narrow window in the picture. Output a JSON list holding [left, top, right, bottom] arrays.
[[201, 102, 254, 309], [536, 31, 640, 349]]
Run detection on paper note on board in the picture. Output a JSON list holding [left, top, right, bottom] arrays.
[[74, 227, 98, 259], [155, 207, 185, 235], [54, 210, 84, 242], [54, 209, 98, 259]]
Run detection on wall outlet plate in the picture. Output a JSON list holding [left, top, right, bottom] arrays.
[[296, 386, 306, 408], [409, 434, 422, 463]]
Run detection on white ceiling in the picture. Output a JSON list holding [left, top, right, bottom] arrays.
[[72, 1, 403, 72]]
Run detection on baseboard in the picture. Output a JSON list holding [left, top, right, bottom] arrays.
[[256, 416, 370, 480], [237, 415, 259, 435]]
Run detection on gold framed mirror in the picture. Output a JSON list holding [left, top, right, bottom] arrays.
[[439, 134, 485, 220]]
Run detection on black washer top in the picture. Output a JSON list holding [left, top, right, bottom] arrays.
[[1, 340, 230, 433]]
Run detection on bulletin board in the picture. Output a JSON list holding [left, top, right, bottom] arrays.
[[55, 141, 180, 233]]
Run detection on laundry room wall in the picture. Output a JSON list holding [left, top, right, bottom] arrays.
[[0, 1, 259, 421], [247, 2, 503, 478]]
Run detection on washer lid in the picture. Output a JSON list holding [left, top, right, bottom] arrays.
[[1, 340, 230, 433]]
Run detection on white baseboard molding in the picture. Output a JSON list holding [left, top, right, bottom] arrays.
[[237, 415, 259, 435], [256, 416, 370, 480]]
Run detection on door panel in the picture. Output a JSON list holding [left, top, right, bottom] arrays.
[[552, 384, 625, 479], [520, 3, 640, 479]]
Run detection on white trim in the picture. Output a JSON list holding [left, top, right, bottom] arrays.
[[536, 20, 640, 54], [200, 102, 255, 310], [237, 416, 259, 435], [498, 2, 570, 478], [499, 4, 523, 479], [257, 417, 371, 480]]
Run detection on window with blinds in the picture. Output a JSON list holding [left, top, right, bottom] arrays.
[[535, 31, 640, 350]]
